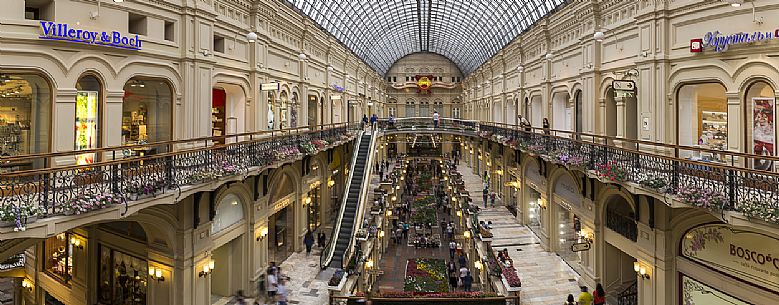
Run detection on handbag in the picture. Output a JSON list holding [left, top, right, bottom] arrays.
[[457, 278, 463, 287]]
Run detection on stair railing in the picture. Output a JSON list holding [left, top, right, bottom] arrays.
[[339, 131, 378, 269], [320, 131, 364, 269]]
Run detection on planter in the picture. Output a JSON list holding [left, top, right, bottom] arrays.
[[0, 220, 15, 228], [501, 274, 522, 292], [327, 272, 348, 291]]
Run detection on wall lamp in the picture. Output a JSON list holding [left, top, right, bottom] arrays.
[[70, 236, 84, 250], [304, 197, 312, 206], [463, 230, 472, 239], [634, 262, 650, 279], [536, 198, 547, 210], [328, 178, 335, 188], [199, 260, 215, 277], [579, 230, 594, 243], [246, 32, 257, 43], [21, 279, 33, 292], [149, 266, 165, 282], [256, 227, 269, 241]]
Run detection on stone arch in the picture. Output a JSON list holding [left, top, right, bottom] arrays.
[[211, 72, 251, 99], [268, 166, 301, 204], [119, 64, 184, 100], [668, 64, 735, 95], [70, 56, 120, 83], [596, 188, 637, 222]]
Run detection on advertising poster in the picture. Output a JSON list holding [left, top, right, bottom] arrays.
[[752, 97, 775, 170], [75, 91, 99, 165], [681, 276, 749, 305]]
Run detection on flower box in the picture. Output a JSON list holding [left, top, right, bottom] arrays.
[[501, 274, 522, 292]]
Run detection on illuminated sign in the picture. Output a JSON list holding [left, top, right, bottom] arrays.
[[261, 82, 280, 91], [39, 22, 142, 50], [693, 29, 779, 53], [0, 254, 25, 271]]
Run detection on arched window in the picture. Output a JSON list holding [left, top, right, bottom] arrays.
[[574, 90, 583, 133], [308, 94, 318, 127], [0, 72, 51, 169], [290, 92, 299, 128], [211, 193, 245, 234], [122, 78, 172, 153], [76, 75, 102, 165]]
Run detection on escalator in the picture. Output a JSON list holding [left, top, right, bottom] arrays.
[[321, 132, 374, 269]]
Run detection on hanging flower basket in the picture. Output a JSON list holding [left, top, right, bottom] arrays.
[[639, 176, 668, 193], [739, 200, 779, 224], [595, 161, 628, 182], [675, 187, 726, 211]]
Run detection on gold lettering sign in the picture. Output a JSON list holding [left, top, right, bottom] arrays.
[[682, 224, 779, 293]]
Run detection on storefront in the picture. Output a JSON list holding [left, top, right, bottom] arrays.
[[307, 184, 322, 232], [552, 173, 586, 268], [677, 83, 728, 161], [678, 223, 779, 304], [523, 160, 545, 240], [0, 72, 51, 170], [75, 75, 102, 165], [212, 88, 227, 144], [96, 222, 153, 305], [308, 94, 318, 127], [122, 78, 172, 154]]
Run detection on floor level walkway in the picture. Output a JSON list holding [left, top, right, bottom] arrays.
[[457, 164, 582, 305]]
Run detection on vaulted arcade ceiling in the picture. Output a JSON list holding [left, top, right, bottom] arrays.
[[285, 0, 567, 75]]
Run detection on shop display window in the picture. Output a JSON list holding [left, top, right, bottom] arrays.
[[44, 233, 74, 283], [677, 83, 727, 162], [122, 79, 172, 154], [212, 88, 226, 144], [279, 92, 289, 130], [745, 81, 776, 171], [75, 76, 101, 165], [307, 188, 321, 231], [98, 245, 147, 305], [0, 72, 51, 170], [308, 95, 318, 127]]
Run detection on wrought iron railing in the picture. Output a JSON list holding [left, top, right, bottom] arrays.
[[478, 122, 779, 226], [618, 281, 638, 305], [606, 210, 638, 242], [0, 124, 355, 231], [380, 117, 479, 133]]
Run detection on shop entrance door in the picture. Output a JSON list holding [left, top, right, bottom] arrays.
[[268, 207, 293, 264], [212, 88, 227, 144]]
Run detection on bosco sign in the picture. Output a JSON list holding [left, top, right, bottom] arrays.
[[682, 224, 779, 293], [39, 22, 142, 50]]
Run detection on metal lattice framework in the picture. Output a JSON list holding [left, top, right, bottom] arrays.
[[286, 0, 567, 75]]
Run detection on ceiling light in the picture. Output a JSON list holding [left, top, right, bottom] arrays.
[[726, 0, 744, 7], [593, 31, 605, 42], [246, 32, 257, 43]]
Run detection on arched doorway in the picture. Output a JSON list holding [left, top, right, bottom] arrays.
[[290, 92, 299, 128], [268, 172, 297, 263], [552, 92, 572, 132], [75, 75, 102, 165], [0, 72, 52, 169], [605, 87, 617, 138], [602, 195, 638, 296], [279, 91, 289, 129], [212, 84, 246, 143], [676, 83, 727, 160], [122, 78, 173, 154], [530, 95, 543, 128], [744, 80, 776, 170], [210, 193, 248, 301], [267, 91, 276, 130], [574, 90, 583, 134], [307, 94, 318, 127], [523, 160, 545, 239]]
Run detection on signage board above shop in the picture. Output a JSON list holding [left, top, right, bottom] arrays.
[[682, 224, 779, 293], [261, 82, 280, 91], [39, 22, 142, 50], [691, 28, 779, 53]]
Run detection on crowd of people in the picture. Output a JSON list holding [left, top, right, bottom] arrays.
[[563, 283, 606, 305]]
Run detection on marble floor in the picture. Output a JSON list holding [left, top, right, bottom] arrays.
[[458, 164, 582, 305]]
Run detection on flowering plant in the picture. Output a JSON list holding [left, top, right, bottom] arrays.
[[738, 201, 779, 224], [639, 175, 668, 191], [187, 171, 218, 184], [404, 259, 449, 292], [676, 186, 726, 210], [0, 204, 18, 222], [299, 141, 317, 154], [220, 161, 240, 175], [376, 291, 497, 298], [62, 193, 122, 215], [527, 144, 546, 155], [595, 161, 628, 182], [479, 131, 493, 138], [502, 266, 522, 287], [311, 139, 329, 149], [127, 179, 167, 197]]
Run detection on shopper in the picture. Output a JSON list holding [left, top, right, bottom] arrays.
[[543, 118, 551, 135], [234, 290, 247, 305], [490, 192, 496, 208], [266, 268, 278, 303], [449, 241, 457, 259], [317, 232, 326, 248], [564, 294, 576, 305], [593, 283, 606, 305], [433, 110, 440, 128], [276, 277, 289, 305], [482, 188, 488, 208], [304, 230, 314, 256], [577, 286, 593, 305], [402, 222, 410, 239], [370, 114, 378, 130], [458, 265, 468, 288], [458, 253, 467, 268], [463, 271, 473, 292], [362, 114, 369, 130], [448, 268, 459, 291]]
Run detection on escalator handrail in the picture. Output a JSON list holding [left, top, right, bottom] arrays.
[[320, 131, 364, 269], [339, 131, 377, 269]]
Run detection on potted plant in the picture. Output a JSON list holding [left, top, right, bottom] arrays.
[[595, 161, 628, 182], [639, 175, 668, 192], [676, 186, 726, 210], [739, 200, 779, 224]]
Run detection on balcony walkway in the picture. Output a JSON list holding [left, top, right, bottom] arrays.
[[457, 164, 582, 305]]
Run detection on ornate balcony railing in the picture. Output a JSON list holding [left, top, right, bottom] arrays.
[[618, 281, 638, 305], [379, 117, 479, 133], [606, 210, 638, 242], [0, 124, 355, 231], [478, 122, 779, 226]]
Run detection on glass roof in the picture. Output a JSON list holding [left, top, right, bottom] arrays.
[[286, 0, 567, 75]]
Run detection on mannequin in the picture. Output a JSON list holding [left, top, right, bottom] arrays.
[[268, 107, 275, 130]]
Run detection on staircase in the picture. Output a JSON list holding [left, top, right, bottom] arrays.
[[321, 132, 374, 269]]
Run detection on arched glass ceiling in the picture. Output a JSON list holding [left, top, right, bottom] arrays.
[[286, 0, 567, 75]]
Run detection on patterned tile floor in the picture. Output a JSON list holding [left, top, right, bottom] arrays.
[[457, 164, 582, 305]]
